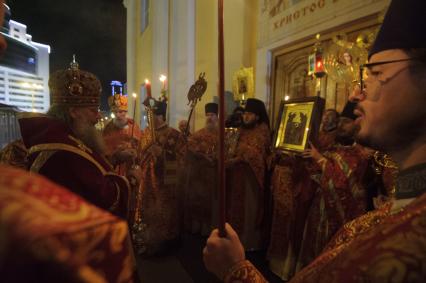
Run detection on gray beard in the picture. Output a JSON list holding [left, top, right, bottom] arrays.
[[73, 122, 106, 155], [113, 118, 128, 129]]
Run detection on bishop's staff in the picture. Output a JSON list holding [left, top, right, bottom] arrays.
[[217, 0, 226, 237], [184, 73, 208, 138]]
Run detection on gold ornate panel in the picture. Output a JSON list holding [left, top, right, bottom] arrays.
[[269, 15, 381, 129]]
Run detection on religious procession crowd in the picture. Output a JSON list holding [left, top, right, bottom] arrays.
[[1, 0, 426, 282]]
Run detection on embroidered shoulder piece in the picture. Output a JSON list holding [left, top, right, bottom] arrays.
[[29, 143, 107, 175]]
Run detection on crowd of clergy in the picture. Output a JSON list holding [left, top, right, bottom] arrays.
[[0, 0, 425, 282]]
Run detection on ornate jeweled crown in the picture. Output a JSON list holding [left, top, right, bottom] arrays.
[[49, 55, 102, 107], [108, 93, 128, 112]]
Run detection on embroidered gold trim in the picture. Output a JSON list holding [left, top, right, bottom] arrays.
[[105, 172, 132, 218], [29, 143, 107, 175], [30, 150, 57, 173], [68, 135, 93, 154], [109, 182, 120, 212], [16, 112, 48, 119]]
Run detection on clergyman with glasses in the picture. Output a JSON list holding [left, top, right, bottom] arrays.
[[203, 0, 426, 282]]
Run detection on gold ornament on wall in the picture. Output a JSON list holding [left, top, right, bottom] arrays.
[[323, 30, 377, 85]]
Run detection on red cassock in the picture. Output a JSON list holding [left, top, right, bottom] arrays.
[[18, 113, 131, 220], [226, 123, 271, 251], [0, 165, 136, 283]]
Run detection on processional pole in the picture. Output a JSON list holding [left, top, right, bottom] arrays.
[[217, 0, 226, 237]]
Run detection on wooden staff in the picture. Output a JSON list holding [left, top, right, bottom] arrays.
[[218, 0, 226, 237]]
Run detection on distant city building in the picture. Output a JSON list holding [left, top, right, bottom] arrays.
[[111, 80, 123, 95], [0, 4, 50, 113]]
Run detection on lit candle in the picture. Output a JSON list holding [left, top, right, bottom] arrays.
[[159, 74, 167, 91], [145, 79, 152, 97]]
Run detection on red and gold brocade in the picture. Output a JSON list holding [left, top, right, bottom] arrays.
[[226, 123, 271, 250], [267, 155, 318, 280], [187, 127, 218, 161], [234, 123, 271, 189], [133, 125, 185, 254], [268, 156, 317, 258], [224, 193, 426, 283], [0, 165, 135, 283], [183, 128, 218, 234], [0, 139, 28, 169], [290, 193, 426, 283], [319, 145, 369, 224], [103, 118, 142, 175], [18, 114, 131, 220], [297, 144, 369, 269], [224, 260, 267, 283]]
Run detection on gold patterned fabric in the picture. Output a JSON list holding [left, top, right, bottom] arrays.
[[0, 165, 135, 283], [103, 119, 141, 175], [224, 260, 267, 283], [183, 128, 218, 235], [0, 139, 28, 169], [296, 144, 369, 270], [267, 156, 317, 280], [133, 125, 185, 254], [234, 123, 271, 189], [290, 193, 426, 282], [224, 193, 426, 283], [187, 128, 218, 161], [226, 123, 271, 251]]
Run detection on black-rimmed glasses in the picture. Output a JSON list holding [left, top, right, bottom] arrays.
[[359, 58, 423, 91]]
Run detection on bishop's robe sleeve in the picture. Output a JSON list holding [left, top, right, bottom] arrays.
[[224, 260, 268, 283]]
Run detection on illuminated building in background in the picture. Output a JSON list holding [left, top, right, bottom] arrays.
[[111, 80, 124, 95], [0, 4, 50, 113]]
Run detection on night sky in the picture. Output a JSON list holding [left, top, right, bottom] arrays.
[[7, 0, 127, 110]]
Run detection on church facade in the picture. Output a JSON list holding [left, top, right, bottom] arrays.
[[123, 0, 390, 131]]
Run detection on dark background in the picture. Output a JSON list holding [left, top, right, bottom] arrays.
[[7, 0, 127, 110]]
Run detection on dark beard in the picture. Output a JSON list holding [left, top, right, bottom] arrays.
[[73, 122, 106, 155], [206, 123, 218, 132], [241, 120, 257, 129], [322, 123, 337, 132]]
